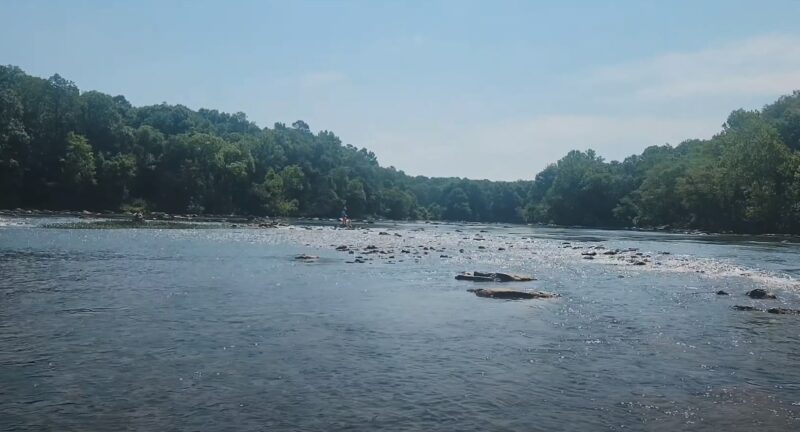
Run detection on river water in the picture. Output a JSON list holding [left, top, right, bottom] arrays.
[[2, 218, 800, 431]]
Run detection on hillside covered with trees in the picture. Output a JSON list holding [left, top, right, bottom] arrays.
[[1, 65, 800, 233]]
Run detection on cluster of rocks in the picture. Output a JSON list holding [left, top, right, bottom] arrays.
[[733, 305, 800, 315], [731, 288, 800, 314], [455, 271, 559, 300], [566, 242, 654, 266], [331, 242, 459, 264], [289, 229, 798, 313]]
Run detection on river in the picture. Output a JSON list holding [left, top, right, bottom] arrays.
[[1, 217, 799, 431]]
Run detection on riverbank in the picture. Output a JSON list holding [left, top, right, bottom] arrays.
[[3, 208, 800, 239]]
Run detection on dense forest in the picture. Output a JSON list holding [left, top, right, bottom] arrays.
[[1, 65, 800, 233]]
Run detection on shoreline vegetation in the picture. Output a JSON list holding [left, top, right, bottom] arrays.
[[2, 65, 800, 234]]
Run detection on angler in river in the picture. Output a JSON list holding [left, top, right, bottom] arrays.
[[339, 205, 352, 228]]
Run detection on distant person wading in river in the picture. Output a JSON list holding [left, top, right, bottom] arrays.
[[340, 206, 351, 228]]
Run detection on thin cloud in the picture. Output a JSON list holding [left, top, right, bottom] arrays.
[[592, 34, 800, 100], [316, 34, 800, 180]]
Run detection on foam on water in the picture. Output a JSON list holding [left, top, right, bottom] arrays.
[[0, 217, 33, 227]]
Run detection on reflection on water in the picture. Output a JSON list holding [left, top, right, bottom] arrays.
[[1, 220, 799, 431]]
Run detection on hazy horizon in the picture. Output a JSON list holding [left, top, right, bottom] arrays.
[[2, 0, 799, 181]]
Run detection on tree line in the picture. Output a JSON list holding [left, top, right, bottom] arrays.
[[1, 65, 799, 233]]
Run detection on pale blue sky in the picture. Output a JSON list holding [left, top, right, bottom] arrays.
[[2, 0, 800, 180]]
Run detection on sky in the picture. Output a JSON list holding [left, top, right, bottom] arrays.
[[1, 0, 800, 181]]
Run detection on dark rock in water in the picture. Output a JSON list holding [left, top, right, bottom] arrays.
[[767, 308, 800, 315], [746, 288, 777, 299], [733, 305, 800, 314], [633, 261, 647, 266], [394, 233, 402, 237], [498, 247, 505, 251], [582, 255, 594, 260], [603, 250, 618, 255], [336, 245, 349, 251], [455, 271, 535, 282], [581, 251, 597, 256], [365, 245, 378, 250], [491, 272, 535, 282], [440, 255, 449, 258], [379, 232, 390, 235], [295, 254, 319, 261], [478, 246, 486, 250], [716, 290, 730, 296], [467, 288, 558, 300], [456, 273, 495, 282], [459, 249, 465, 253]]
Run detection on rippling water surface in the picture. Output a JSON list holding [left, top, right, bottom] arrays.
[[2, 218, 800, 431]]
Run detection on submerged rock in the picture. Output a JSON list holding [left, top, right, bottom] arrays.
[[294, 254, 319, 261], [733, 305, 800, 315], [767, 308, 800, 315], [746, 288, 777, 299], [455, 271, 535, 282], [468, 288, 558, 300], [716, 290, 730, 295]]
